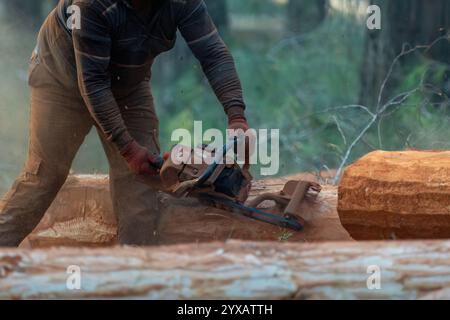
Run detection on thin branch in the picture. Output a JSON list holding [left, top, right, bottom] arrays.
[[332, 34, 450, 184], [376, 33, 449, 111], [333, 115, 347, 146], [377, 117, 383, 149], [298, 104, 375, 122], [332, 113, 378, 185]]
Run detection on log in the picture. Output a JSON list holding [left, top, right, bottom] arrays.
[[25, 173, 351, 247], [157, 174, 350, 244], [338, 150, 450, 240], [25, 175, 117, 248], [2, 240, 450, 299]]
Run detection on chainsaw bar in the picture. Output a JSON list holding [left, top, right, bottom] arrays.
[[197, 193, 304, 231]]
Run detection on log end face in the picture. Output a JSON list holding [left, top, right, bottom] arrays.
[[338, 151, 450, 240]]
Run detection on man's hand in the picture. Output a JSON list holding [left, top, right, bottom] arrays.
[[228, 117, 249, 132], [120, 140, 159, 176], [227, 107, 256, 161], [227, 106, 249, 131]]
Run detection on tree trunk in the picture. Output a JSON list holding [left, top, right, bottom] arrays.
[[385, 0, 450, 63], [3, 240, 450, 299], [286, 0, 327, 34], [338, 150, 450, 240], [359, 0, 450, 108], [23, 173, 352, 248]]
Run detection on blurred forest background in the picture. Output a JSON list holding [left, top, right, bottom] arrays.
[[0, 0, 449, 195]]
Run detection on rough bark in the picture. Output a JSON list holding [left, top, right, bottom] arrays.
[[23, 173, 351, 248], [338, 150, 450, 240], [3, 240, 450, 299]]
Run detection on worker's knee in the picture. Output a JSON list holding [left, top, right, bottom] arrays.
[[0, 158, 70, 247], [18, 155, 69, 194]]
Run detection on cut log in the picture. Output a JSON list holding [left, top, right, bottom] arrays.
[[338, 150, 450, 240], [24, 173, 351, 248], [25, 175, 117, 248], [157, 174, 350, 245], [2, 240, 450, 299]]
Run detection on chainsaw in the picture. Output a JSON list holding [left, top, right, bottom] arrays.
[[138, 138, 321, 231]]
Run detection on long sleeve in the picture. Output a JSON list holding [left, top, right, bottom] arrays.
[[72, 2, 133, 150], [177, 0, 246, 114]]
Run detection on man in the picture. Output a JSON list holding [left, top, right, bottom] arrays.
[[0, 0, 249, 246]]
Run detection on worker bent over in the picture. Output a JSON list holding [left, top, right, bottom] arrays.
[[0, 0, 249, 246]]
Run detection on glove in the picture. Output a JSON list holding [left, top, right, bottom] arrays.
[[227, 106, 249, 132], [226, 106, 255, 160], [120, 140, 159, 176], [228, 117, 249, 132]]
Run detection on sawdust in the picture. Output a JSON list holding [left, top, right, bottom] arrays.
[[23, 174, 352, 248]]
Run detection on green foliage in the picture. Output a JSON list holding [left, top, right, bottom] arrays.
[[376, 59, 450, 151], [152, 6, 369, 178]]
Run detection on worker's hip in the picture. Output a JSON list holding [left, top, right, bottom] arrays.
[[28, 47, 157, 121], [29, 10, 153, 102]]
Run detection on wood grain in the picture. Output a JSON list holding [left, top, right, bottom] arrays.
[[3, 240, 450, 299], [338, 151, 450, 240]]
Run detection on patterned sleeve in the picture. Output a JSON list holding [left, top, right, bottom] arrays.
[[72, 1, 133, 150]]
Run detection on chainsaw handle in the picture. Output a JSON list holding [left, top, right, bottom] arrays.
[[150, 155, 165, 170], [195, 137, 240, 187], [247, 194, 290, 209]]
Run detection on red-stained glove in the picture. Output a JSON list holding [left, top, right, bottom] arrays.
[[227, 107, 255, 160], [228, 117, 249, 132], [227, 106, 249, 132], [120, 140, 159, 176], [227, 106, 249, 131]]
